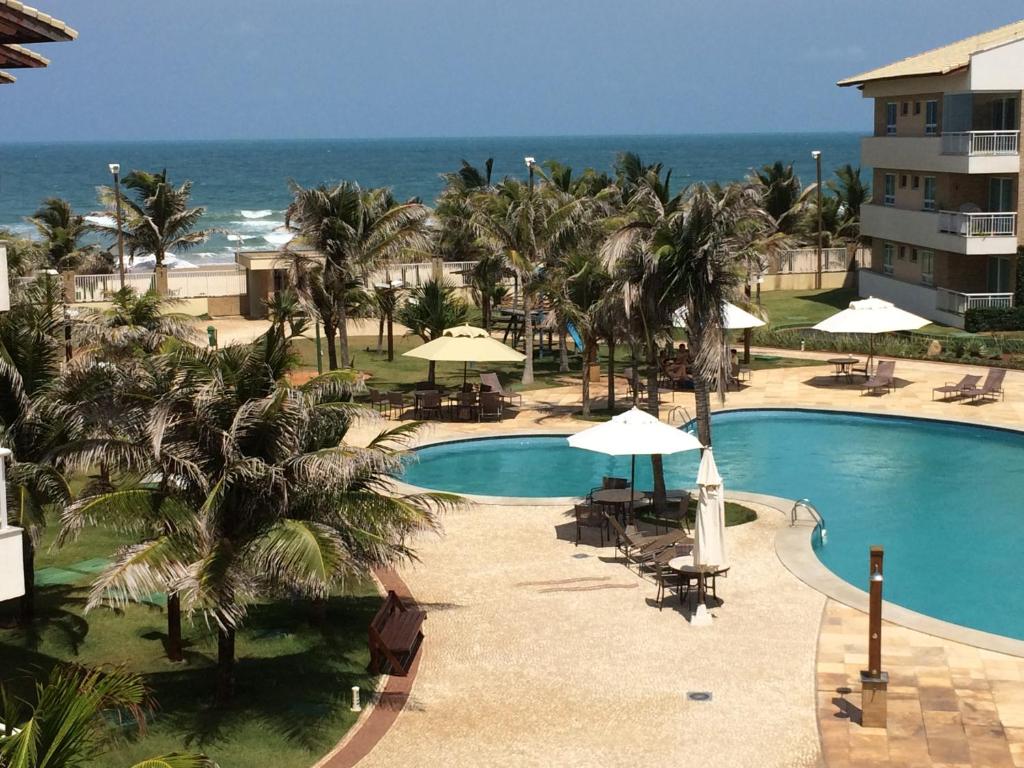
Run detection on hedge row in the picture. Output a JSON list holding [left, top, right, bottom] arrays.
[[964, 307, 1024, 333]]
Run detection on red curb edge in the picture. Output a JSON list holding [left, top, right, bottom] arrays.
[[315, 567, 422, 768]]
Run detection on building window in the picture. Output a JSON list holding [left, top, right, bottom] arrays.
[[886, 102, 897, 134], [925, 100, 938, 134], [902, 101, 910, 116], [914, 101, 921, 115], [898, 245, 907, 260], [912, 175, 920, 190], [919, 249, 934, 285], [910, 248, 918, 263], [923, 176, 937, 211], [884, 174, 896, 206], [883, 242, 895, 274]]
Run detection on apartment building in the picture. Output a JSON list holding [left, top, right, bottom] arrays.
[[840, 20, 1024, 327]]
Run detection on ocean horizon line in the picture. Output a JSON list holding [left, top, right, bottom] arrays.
[[0, 129, 867, 148]]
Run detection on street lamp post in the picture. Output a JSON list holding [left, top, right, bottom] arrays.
[[524, 156, 536, 193], [811, 150, 823, 290], [109, 163, 126, 289]]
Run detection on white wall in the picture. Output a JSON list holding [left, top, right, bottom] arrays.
[[0, 527, 25, 601], [861, 136, 1019, 175], [860, 204, 1018, 255], [969, 40, 1024, 91], [0, 243, 9, 313], [858, 268, 964, 328]]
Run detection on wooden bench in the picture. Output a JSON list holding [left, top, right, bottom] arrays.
[[368, 590, 425, 676]]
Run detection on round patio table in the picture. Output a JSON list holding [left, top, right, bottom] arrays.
[[826, 356, 860, 383], [592, 487, 637, 524], [668, 555, 724, 610]]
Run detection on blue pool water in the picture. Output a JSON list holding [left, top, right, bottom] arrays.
[[400, 410, 1024, 640]]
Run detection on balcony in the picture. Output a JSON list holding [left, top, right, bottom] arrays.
[[937, 210, 1017, 238], [861, 136, 1020, 175], [941, 130, 1019, 156], [936, 287, 1014, 315], [860, 204, 1019, 255]]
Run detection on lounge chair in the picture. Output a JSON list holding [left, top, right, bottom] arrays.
[[860, 360, 895, 396], [605, 515, 689, 571], [961, 367, 1006, 403], [573, 503, 607, 546], [479, 372, 522, 407], [479, 391, 502, 422], [932, 374, 981, 401]]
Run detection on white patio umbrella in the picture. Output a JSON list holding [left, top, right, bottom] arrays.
[[567, 407, 704, 511], [692, 446, 727, 626], [673, 302, 766, 330], [813, 296, 928, 371], [403, 324, 525, 384]]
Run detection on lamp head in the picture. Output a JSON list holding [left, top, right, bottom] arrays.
[[810, 150, 821, 160], [524, 156, 536, 168], [108, 163, 120, 175]]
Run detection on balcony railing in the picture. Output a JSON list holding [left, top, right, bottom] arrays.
[[936, 287, 1014, 315], [941, 130, 1019, 156], [937, 210, 1017, 237]]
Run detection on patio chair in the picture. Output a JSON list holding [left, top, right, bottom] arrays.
[[622, 367, 646, 399], [932, 374, 981, 401], [574, 503, 607, 546], [479, 372, 522, 407], [479, 391, 502, 422], [860, 360, 895, 396], [961, 367, 1007, 403], [367, 388, 388, 412], [653, 560, 685, 611], [386, 391, 410, 419], [649, 493, 691, 534], [680, 566, 730, 609], [418, 390, 444, 420]]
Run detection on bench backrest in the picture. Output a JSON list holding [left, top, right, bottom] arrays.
[[370, 590, 407, 635]]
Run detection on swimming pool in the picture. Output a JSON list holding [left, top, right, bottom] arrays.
[[400, 409, 1024, 641]]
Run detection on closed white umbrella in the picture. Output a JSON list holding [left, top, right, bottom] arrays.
[[692, 447, 727, 626], [813, 297, 928, 371], [674, 302, 766, 331], [403, 324, 525, 384], [568, 407, 704, 511]]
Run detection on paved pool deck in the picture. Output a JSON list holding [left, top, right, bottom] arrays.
[[343, 350, 1024, 767]]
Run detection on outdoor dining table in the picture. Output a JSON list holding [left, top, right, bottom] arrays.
[[826, 356, 860, 383], [668, 554, 726, 611], [592, 487, 637, 524]]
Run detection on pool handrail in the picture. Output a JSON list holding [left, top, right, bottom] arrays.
[[791, 498, 827, 546]]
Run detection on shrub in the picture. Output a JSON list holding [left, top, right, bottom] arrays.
[[964, 307, 1024, 333]]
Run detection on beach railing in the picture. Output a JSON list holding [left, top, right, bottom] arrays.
[[770, 247, 856, 275], [74, 272, 156, 302]]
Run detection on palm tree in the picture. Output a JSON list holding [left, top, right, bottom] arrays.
[[751, 161, 811, 237], [284, 251, 344, 370], [286, 182, 431, 368], [0, 230, 43, 277], [0, 277, 72, 624], [0, 664, 212, 767], [75, 288, 194, 357], [470, 177, 589, 385], [396, 279, 468, 384], [562, 249, 613, 416], [60, 334, 452, 705], [27, 198, 94, 272], [828, 164, 870, 239], [95, 170, 213, 273]]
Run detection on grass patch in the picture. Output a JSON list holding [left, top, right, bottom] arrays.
[[636, 498, 757, 529], [756, 288, 858, 328], [0, 525, 380, 768]]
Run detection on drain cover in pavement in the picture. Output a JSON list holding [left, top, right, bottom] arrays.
[[687, 691, 712, 702]]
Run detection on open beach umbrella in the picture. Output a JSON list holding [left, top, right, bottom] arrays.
[[403, 324, 525, 384], [673, 302, 766, 331], [813, 297, 928, 370], [567, 407, 704, 511]]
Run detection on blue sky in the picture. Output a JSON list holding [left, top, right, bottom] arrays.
[[5, 0, 1023, 141]]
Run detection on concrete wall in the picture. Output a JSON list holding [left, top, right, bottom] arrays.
[[759, 271, 855, 292], [873, 92, 943, 137], [207, 294, 247, 317], [857, 268, 965, 328], [970, 41, 1024, 91]]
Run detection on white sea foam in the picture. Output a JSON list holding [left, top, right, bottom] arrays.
[[228, 219, 285, 233], [240, 209, 274, 219]]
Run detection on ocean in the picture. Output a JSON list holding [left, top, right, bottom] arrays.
[[0, 133, 863, 265]]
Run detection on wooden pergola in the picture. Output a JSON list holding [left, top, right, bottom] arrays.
[[0, 0, 77, 85]]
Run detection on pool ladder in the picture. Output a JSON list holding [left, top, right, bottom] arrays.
[[669, 406, 696, 433], [791, 498, 827, 546]]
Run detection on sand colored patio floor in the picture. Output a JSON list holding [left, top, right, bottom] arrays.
[[344, 351, 1024, 767]]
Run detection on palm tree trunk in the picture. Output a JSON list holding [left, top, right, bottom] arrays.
[[482, 296, 491, 332], [606, 337, 616, 411], [386, 310, 395, 362], [324, 322, 338, 370], [650, 454, 667, 515], [581, 341, 594, 417], [167, 592, 183, 662], [521, 291, 535, 385], [216, 626, 236, 705], [376, 315, 385, 354], [645, 343, 667, 513], [694, 377, 712, 447], [337, 301, 350, 368], [558, 327, 569, 373], [19, 534, 35, 625]]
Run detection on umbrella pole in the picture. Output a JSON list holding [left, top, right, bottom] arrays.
[[463, 361, 468, 387], [630, 454, 636, 524]]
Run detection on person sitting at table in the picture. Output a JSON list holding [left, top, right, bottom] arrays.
[[675, 343, 690, 364]]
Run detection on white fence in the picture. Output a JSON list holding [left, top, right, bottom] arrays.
[[937, 211, 1017, 237], [770, 247, 860, 275], [73, 266, 247, 303], [936, 287, 1014, 315], [941, 130, 1019, 156], [367, 261, 478, 289]]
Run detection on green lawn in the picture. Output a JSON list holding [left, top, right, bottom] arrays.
[[0, 525, 380, 768], [636, 499, 757, 529], [755, 288, 858, 328]]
